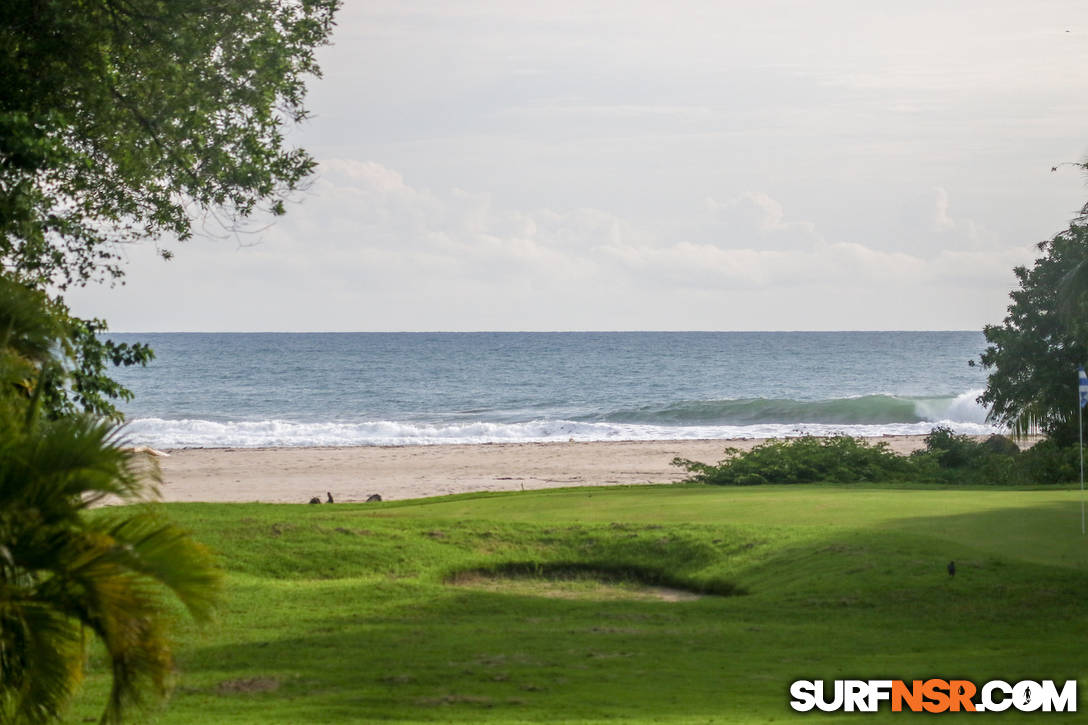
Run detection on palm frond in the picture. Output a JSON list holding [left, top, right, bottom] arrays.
[[0, 273, 215, 724], [35, 541, 173, 725], [0, 600, 83, 725], [0, 416, 158, 513], [94, 513, 222, 623], [0, 414, 214, 725]]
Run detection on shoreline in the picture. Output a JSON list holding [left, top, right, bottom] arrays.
[[150, 434, 1004, 504]]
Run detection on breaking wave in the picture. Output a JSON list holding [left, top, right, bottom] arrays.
[[603, 391, 990, 426], [122, 390, 998, 448]]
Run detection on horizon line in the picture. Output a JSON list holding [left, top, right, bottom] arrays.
[[103, 329, 984, 334]]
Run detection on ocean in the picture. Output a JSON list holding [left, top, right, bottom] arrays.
[[107, 331, 998, 449]]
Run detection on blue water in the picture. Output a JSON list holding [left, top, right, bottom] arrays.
[[107, 331, 995, 448]]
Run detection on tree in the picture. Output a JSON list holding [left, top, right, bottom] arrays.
[[1, 0, 339, 417], [0, 277, 221, 724], [1, 0, 339, 287], [977, 223, 1088, 443], [0, 1, 338, 719], [0, 283, 155, 421]]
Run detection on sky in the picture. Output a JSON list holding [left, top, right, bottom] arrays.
[[67, 0, 1088, 331]]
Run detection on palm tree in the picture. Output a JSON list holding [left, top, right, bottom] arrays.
[[0, 277, 221, 724]]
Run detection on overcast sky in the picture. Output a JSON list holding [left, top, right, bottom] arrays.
[[68, 0, 1088, 331]]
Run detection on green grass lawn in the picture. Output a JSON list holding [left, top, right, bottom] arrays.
[[66, 484, 1088, 723]]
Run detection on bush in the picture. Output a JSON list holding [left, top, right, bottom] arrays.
[[981, 434, 1021, 457], [673, 428, 1078, 487], [672, 435, 913, 486], [1016, 438, 1081, 484], [917, 425, 982, 468]]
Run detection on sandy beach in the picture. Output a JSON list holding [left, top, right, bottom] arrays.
[[152, 435, 941, 503]]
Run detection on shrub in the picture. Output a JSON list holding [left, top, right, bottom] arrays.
[[981, 434, 1021, 457], [673, 428, 1077, 487], [734, 472, 769, 486], [1016, 438, 1081, 484], [672, 435, 912, 486], [918, 425, 981, 468]]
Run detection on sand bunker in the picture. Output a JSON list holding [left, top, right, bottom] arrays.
[[449, 572, 703, 602], [445, 563, 730, 602]]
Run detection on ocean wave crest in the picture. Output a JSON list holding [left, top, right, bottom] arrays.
[[123, 414, 999, 450], [602, 390, 989, 426]]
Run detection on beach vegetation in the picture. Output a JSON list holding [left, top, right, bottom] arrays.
[[917, 425, 982, 468], [0, 276, 221, 723], [977, 222, 1088, 443], [672, 428, 1079, 486], [672, 435, 912, 485], [0, 0, 339, 418], [53, 486, 1088, 723], [913, 429, 1081, 485]]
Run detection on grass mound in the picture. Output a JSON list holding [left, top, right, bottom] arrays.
[[65, 486, 1088, 724]]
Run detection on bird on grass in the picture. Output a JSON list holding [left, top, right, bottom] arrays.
[[947, 561, 956, 577], [326, 491, 334, 503]]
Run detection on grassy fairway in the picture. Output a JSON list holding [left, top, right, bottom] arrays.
[[66, 485, 1088, 723]]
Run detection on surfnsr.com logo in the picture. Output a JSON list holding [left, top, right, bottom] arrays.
[[789, 679, 1077, 713]]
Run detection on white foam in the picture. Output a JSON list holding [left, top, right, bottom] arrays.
[[912, 389, 990, 424], [122, 416, 1002, 449]]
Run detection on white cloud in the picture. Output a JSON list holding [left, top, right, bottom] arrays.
[[932, 186, 981, 243], [600, 236, 1030, 293], [700, 192, 823, 251], [65, 160, 1037, 331]]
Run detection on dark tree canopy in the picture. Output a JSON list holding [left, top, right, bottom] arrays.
[[0, 0, 338, 418], [978, 223, 1088, 443], [0, 0, 339, 290]]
